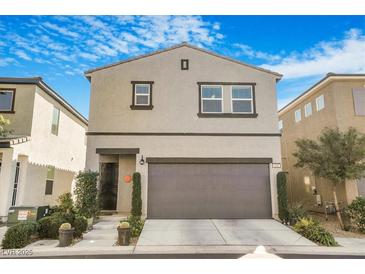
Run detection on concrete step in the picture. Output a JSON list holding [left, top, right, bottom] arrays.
[[93, 222, 119, 230], [98, 215, 127, 222], [83, 229, 118, 240]]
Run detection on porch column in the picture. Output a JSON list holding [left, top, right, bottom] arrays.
[[0, 148, 16, 221]]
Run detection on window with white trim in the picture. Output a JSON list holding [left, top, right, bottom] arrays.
[[316, 95, 325, 111], [0, 89, 15, 112], [231, 86, 253, 113], [304, 102, 312, 117], [51, 107, 60, 135], [201, 85, 223, 113], [278, 120, 283, 131], [295, 109, 302, 123], [134, 84, 151, 106]]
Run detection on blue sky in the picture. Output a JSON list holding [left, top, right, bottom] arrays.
[[0, 16, 364, 117]]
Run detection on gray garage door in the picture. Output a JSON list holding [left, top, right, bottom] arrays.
[[147, 163, 272, 219]]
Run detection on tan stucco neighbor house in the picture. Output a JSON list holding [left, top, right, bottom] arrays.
[[278, 73, 365, 212], [0, 77, 88, 221], [85, 43, 283, 219]]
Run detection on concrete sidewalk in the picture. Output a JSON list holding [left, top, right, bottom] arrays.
[[1, 244, 365, 258]]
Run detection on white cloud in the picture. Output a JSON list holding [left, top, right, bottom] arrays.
[[79, 52, 99, 61], [234, 43, 281, 62], [0, 57, 15, 66], [43, 22, 79, 38], [14, 50, 32, 61], [262, 28, 365, 79]]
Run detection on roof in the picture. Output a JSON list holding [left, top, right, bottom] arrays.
[[278, 73, 365, 115], [0, 77, 88, 126], [84, 42, 282, 79], [0, 135, 30, 148]]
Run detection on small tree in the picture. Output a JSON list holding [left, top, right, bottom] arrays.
[[277, 172, 289, 223], [74, 170, 99, 218], [57, 192, 74, 214], [131, 172, 142, 216], [293, 127, 365, 229], [0, 115, 12, 137]]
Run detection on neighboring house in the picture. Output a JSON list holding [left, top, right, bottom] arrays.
[[85, 42, 283, 219], [278, 73, 365, 212], [0, 77, 87, 221]]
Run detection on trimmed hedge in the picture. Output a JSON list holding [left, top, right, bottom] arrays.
[[294, 218, 337, 246], [74, 215, 88, 238], [2, 221, 39, 249], [277, 172, 289, 223], [131, 172, 142, 216], [38, 212, 87, 239]]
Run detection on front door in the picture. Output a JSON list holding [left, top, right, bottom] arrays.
[[99, 163, 119, 210]]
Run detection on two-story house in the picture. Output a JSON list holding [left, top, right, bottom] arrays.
[[278, 73, 365, 212], [85, 43, 282, 219], [0, 77, 88, 221]]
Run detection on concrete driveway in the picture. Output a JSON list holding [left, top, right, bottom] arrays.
[[136, 219, 315, 246]]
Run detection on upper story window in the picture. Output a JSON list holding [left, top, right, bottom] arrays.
[[51, 107, 60, 136], [231, 86, 253, 113], [316, 94, 325, 111], [295, 109, 302, 123], [130, 81, 154, 110], [278, 120, 283, 131], [201, 85, 223, 113], [304, 102, 312, 117], [0, 88, 15, 113]]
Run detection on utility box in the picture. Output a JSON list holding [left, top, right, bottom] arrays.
[[7, 206, 50, 227]]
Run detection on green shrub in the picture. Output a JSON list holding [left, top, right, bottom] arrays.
[[288, 203, 308, 225], [2, 221, 39, 249], [277, 172, 289, 223], [38, 212, 74, 239], [73, 215, 88, 237], [294, 218, 337, 246], [74, 170, 99, 218], [131, 172, 142, 216], [346, 197, 365, 233], [125, 216, 144, 237], [57, 192, 74, 214]]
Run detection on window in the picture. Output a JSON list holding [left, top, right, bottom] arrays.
[[201, 85, 223, 113], [11, 162, 20, 206], [278, 120, 283, 131], [0, 89, 15, 112], [231, 86, 253, 113], [51, 107, 60, 135], [181, 59, 189, 70], [295, 109, 301, 123], [352, 88, 365, 116], [131, 81, 154, 109], [45, 166, 55, 195], [316, 94, 325, 111], [304, 102, 312, 117]]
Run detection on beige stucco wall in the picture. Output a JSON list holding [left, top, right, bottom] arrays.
[[87, 135, 282, 217], [88, 46, 280, 134], [279, 77, 365, 209], [86, 45, 282, 218], [0, 83, 87, 219], [117, 155, 135, 213], [0, 84, 35, 136]]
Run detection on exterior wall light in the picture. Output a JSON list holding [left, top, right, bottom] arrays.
[[139, 155, 145, 165]]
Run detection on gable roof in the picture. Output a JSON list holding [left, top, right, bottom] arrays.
[[0, 77, 88, 126], [278, 73, 365, 115], [84, 42, 282, 79]]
